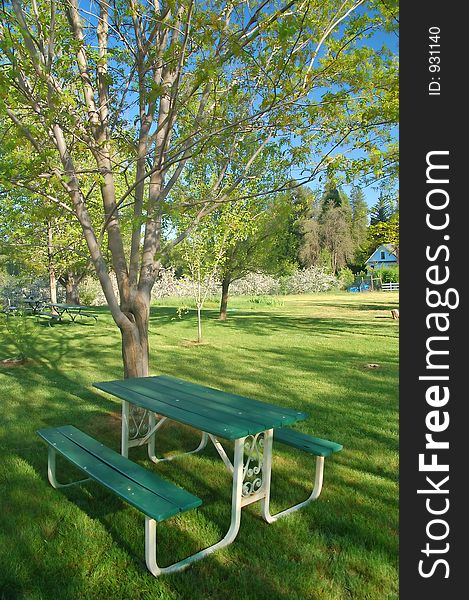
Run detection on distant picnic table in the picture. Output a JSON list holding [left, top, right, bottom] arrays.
[[23, 297, 45, 314], [41, 303, 98, 323]]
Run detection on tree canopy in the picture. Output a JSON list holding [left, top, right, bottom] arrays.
[[0, 0, 399, 375]]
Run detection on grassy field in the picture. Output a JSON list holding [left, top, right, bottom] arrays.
[[0, 291, 399, 600]]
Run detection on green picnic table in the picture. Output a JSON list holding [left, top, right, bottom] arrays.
[[44, 303, 98, 322], [38, 375, 342, 576]]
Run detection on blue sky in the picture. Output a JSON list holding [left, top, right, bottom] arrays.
[[302, 16, 399, 209]]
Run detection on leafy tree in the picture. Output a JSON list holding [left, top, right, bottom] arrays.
[[367, 211, 399, 262], [217, 196, 302, 320], [0, 0, 399, 377], [0, 189, 97, 303], [300, 176, 354, 273], [299, 215, 321, 268], [178, 204, 254, 340], [169, 119, 293, 321]]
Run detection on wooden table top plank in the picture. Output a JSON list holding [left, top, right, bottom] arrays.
[[156, 375, 305, 420], [94, 377, 306, 439], [94, 380, 249, 439], [133, 376, 303, 430], [114, 378, 293, 433]]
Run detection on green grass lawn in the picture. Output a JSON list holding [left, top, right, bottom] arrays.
[[0, 291, 399, 600]]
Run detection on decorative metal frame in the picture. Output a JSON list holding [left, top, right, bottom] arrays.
[[120, 402, 208, 461]]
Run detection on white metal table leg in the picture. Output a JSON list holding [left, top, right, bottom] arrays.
[[121, 400, 130, 457], [121, 402, 209, 462], [209, 434, 234, 474], [260, 456, 325, 523], [144, 436, 245, 576], [146, 414, 208, 464]]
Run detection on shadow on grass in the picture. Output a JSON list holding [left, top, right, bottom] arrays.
[[149, 305, 399, 341], [0, 303, 398, 599]]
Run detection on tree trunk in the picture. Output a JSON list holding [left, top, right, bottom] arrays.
[[119, 296, 150, 439], [197, 305, 202, 343], [49, 266, 57, 304], [120, 294, 150, 378], [47, 221, 57, 304], [64, 272, 81, 304], [219, 276, 231, 320]]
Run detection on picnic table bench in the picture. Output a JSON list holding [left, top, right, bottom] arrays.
[[38, 375, 342, 577], [38, 425, 202, 574]]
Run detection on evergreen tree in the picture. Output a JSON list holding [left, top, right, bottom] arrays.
[[369, 193, 394, 225], [319, 206, 354, 274], [320, 182, 350, 214], [319, 169, 350, 215], [350, 187, 369, 249]]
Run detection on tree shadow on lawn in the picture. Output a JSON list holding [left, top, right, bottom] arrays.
[[149, 306, 399, 341], [147, 342, 398, 486], [1, 427, 397, 597], [0, 322, 123, 451], [305, 299, 399, 311], [2, 444, 315, 600], [1, 308, 398, 486], [0, 307, 398, 599]]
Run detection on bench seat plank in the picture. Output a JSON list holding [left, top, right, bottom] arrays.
[[274, 428, 343, 457], [57, 426, 201, 508], [37, 426, 202, 521]]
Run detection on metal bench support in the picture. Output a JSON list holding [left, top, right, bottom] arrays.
[[47, 446, 92, 488]]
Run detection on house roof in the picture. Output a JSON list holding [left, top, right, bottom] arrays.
[[365, 244, 398, 264]]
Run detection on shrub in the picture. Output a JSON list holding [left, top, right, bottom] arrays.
[[0, 272, 50, 306], [79, 274, 119, 305], [230, 273, 280, 296], [337, 267, 355, 290], [150, 266, 338, 301], [376, 267, 399, 283], [0, 310, 40, 360]]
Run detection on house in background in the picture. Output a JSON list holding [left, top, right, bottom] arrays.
[[365, 244, 398, 269]]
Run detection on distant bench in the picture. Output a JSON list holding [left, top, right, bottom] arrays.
[[36, 312, 61, 325], [37, 425, 202, 576]]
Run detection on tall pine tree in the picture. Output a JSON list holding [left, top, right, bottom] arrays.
[[350, 187, 369, 248], [369, 193, 394, 225]]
